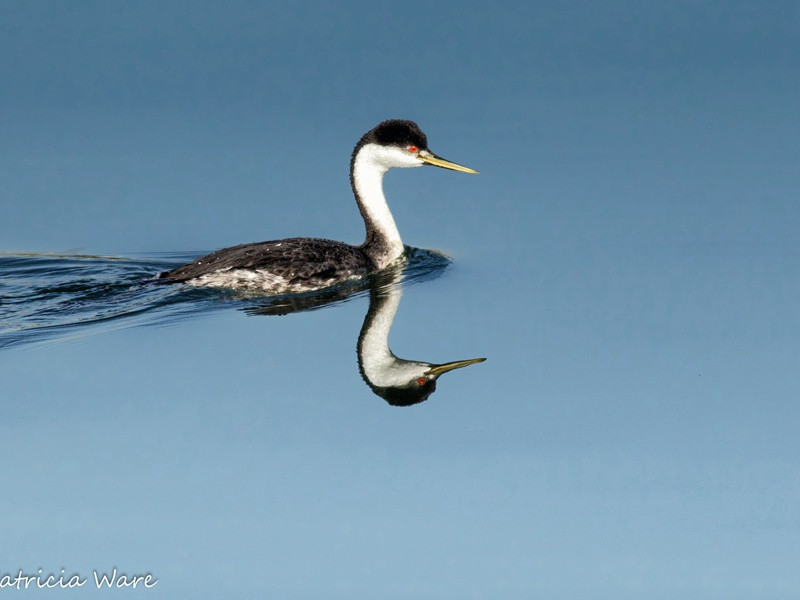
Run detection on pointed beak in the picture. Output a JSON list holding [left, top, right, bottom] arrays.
[[419, 151, 479, 174], [425, 357, 486, 377]]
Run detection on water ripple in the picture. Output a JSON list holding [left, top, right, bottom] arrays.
[[0, 248, 450, 350]]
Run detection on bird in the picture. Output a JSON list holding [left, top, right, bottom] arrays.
[[159, 120, 477, 293]]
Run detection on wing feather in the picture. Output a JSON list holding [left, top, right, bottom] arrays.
[[163, 238, 374, 286]]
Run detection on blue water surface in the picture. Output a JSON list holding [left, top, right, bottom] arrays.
[[2, 2, 800, 599]]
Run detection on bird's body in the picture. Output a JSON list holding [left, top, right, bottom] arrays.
[[160, 120, 477, 293], [163, 237, 374, 293]]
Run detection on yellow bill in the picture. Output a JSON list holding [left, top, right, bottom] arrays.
[[425, 357, 486, 377], [419, 152, 479, 174]]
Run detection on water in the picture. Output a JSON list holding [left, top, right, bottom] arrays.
[[1, 253, 190, 349], [0, 248, 483, 408], [0, 247, 450, 350], [4, 2, 800, 598]]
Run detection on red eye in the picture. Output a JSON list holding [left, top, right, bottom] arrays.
[[416, 377, 427, 386], [408, 145, 418, 153]]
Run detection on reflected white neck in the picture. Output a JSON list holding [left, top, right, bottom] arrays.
[[359, 284, 429, 388]]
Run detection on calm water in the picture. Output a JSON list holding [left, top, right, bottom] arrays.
[[3, 2, 800, 598]]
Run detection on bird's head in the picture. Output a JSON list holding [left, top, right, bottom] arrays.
[[353, 119, 478, 173]]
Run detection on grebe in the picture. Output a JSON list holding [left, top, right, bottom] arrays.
[[160, 120, 477, 293]]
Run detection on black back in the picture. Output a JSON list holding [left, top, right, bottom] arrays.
[[160, 238, 374, 283]]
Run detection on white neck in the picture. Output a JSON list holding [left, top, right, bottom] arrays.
[[351, 144, 406, 269]]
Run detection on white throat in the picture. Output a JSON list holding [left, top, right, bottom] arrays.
[[351, 144, 414, 268]]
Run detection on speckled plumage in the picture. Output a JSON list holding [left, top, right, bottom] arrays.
[[161, 237, 376, 293]]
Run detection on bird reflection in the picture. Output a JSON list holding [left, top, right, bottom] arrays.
[[357, 269, 485, 406], [245, 254, 485, 405]]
